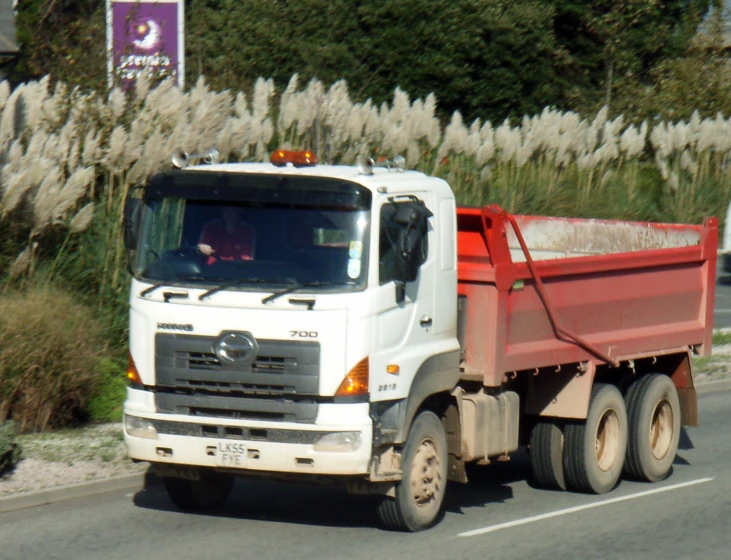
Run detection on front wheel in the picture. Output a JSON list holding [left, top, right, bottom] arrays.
[[377, 411, 447, 532], [164, 471, 234, 511]]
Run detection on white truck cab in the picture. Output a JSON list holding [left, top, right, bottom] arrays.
[[122, 151, 460, 529]]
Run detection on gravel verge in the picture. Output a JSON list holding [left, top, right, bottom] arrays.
[[0, 423, 147, 497], [1, 348, 730, 499]]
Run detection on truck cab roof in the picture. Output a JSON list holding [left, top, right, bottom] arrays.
[[182, 161, 454, 198]]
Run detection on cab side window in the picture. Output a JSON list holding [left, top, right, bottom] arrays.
[[379, 200, 429, 285]]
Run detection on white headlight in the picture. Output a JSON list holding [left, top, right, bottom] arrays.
[[313, 431, 362, 452], [124, 414, 158, 439]]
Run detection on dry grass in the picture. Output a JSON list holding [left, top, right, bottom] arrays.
[[0, 288, 109, 433]]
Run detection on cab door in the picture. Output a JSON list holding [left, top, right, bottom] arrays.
[[370, 193, 436, 403]]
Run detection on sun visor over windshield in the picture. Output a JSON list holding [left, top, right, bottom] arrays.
[[144, 170, 372, 210]]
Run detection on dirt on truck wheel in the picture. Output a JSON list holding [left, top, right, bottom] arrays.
[[377, 411, 448, 532], [624, 374, 681, 483], [564, 384, 628, 494]]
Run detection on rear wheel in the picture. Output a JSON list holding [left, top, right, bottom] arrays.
[[529, 420, 566, 491], [564, 384, 628, 494], [624, 374, 681, 482], [164, 470, 234, 511], [377, 411, 447, 532]]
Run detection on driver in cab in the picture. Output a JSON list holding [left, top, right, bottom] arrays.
[[198, 206, 256, 264]]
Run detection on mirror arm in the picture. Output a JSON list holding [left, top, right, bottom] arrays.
[[395, 281, 406, 304]]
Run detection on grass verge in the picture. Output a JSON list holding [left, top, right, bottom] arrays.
[[16, 424, 129, 466]]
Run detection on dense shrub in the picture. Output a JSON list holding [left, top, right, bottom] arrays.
[[0, 288, 109, 432], [87, 358, 127, 423], [0, 421, 22, 477]]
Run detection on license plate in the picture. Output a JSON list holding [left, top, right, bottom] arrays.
[[155, 464, 200, 480], [213, 441, 247, 467]]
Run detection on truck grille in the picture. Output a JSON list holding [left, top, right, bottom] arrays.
[[154, 333, 320, 423], [186, 351, 220, 370], [184, 351, 291, 374]]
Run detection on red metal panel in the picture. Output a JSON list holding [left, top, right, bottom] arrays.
[[700, 217, 718, 356], [458, 282, 508, 386], [456, 206, 717, 386]]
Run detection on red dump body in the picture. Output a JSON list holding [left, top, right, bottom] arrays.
[[457, 206, 718, 392]]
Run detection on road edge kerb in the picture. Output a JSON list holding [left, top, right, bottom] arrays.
[[1, 379, 729, 514], [0, 470, 161, 514], [695, 378, 731, 395]]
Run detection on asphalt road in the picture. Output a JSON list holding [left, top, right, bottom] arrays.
[[1, 391, 729, 560]]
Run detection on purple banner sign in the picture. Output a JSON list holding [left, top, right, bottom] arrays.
[[108, 0, 184, 88]]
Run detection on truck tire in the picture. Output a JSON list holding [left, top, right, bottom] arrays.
[[564, 383, 628, 494], [623, 374, 681, 482], [529, 420, 566, 491], [164, 471, 234, 511], [377, 411, 447, 532]]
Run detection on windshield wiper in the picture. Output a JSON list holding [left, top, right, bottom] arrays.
[[140, 282, 166, 298], [261, 281, 356, 305], [140, 276, 206, 298], [199, 278, 282, 301]]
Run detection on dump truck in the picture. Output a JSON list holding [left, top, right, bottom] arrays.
[[122, 149, 717, 531]]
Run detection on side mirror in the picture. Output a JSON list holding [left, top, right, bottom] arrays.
[[394, 226, 424, 284], [381, 197, 432, 303], [123, 196, 142, 250], [393, 231, 422, 303]]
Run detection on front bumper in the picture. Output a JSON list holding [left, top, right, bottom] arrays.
[[123, 388, 373, 476]]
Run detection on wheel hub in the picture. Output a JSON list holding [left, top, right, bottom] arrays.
[[595, 409, 620, 472], [650, 399, 673, 460], [410, 438, 442, 507]]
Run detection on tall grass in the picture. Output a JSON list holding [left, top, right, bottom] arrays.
[[1, 72, 730, 344]]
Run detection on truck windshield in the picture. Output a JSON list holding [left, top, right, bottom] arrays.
[[132, 198, 370, 291]]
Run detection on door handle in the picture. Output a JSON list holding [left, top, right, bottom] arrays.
[[420, 316, 432, 327]]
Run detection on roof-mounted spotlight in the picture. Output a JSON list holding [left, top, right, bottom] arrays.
[[356, 154, 406, 175], [171, 148, 220, 169]]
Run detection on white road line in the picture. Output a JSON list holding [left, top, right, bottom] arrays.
[[714, 309, 731, 313], [457, 477, 714, 538]]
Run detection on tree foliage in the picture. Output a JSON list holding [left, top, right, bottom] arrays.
[[5, 0, 716, 121], [185, 0, 563, 120], [611, 6, 731, 120], [8, 0, 107, 92], [548, 0, 712, 111]]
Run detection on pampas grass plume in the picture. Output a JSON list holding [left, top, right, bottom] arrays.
[[32, 166, 63, 233], [82, 129, 101, 166], [69, 203, 95, 233], [104, 126, 128, 173], [54, 167, 94, 220], [0, 86, 20, 149], [0, 81, 10, 113], [9, 242, 38, 281], [0, 170, 31, 217], [108, 87, 126, 123]]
